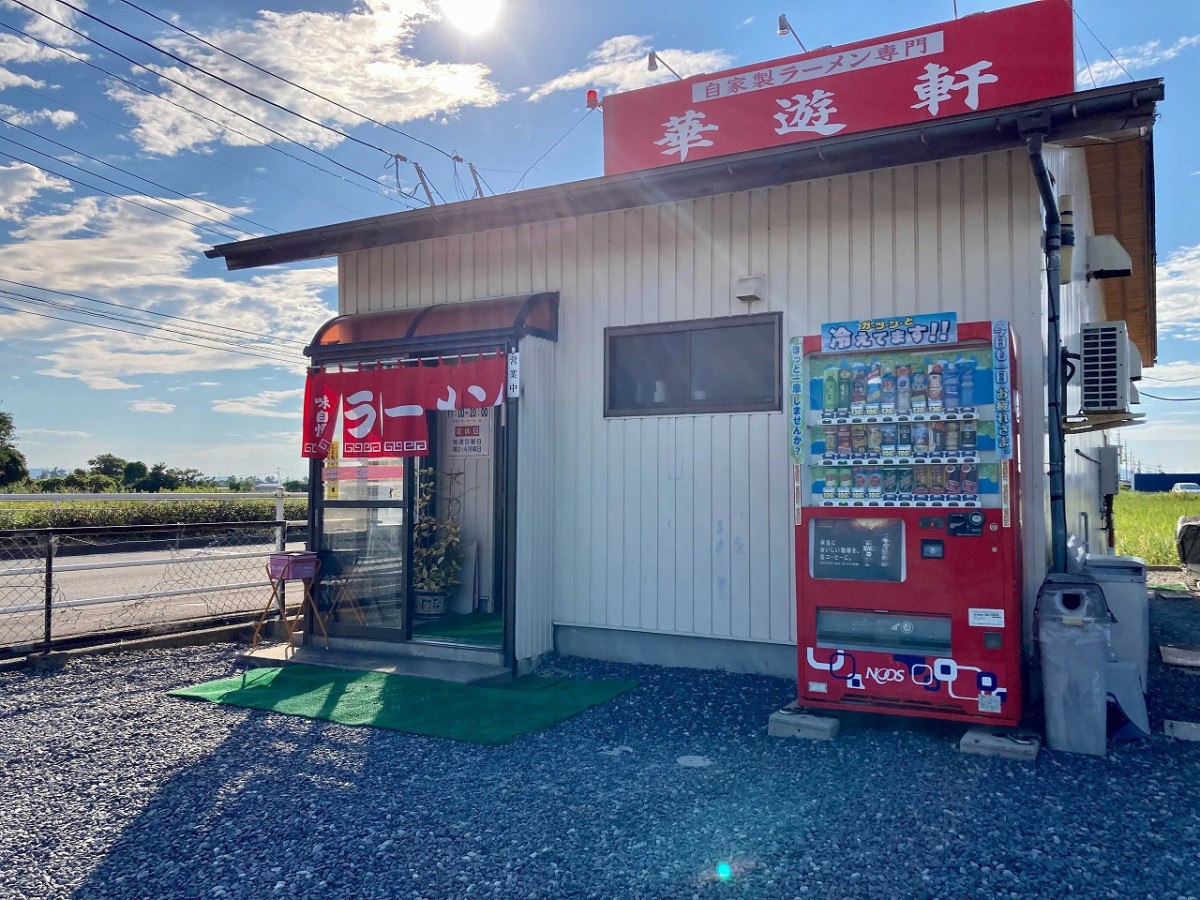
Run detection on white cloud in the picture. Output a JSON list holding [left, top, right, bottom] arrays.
[[1142, 360, 1200, 388], [1, 0, 90, 46], [0, 161, 71, 220], [524, 36, 734, 102], [1156, 244, 1200, 341], [129, 400, 176, 414], [0, 105, 77, 128], [211, 387, 303, 419], [22, 427, 89, 437], [107, 1, 504, 155], [0, 193, 336, 389], [1078, 34, 1200, 87]]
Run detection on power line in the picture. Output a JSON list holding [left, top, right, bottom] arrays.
[[1139, 391, 1200, 402], [6, 0, 420, 208], [0, 25, 388, 218], [1063, 0, 1134, 83], [1142, 374, 1199, 384], [0, 147, 244, 241], [0, 131, 247, 240], [0, 278, 311, 349], [508, 109, 594, 192], [0, 299, 304, 363], [112, 0, 459, 163], [49, 0, 402, 161], [0, 289, 302, 361], [0, 113, 272, 235], [13, 83, 373, 221]]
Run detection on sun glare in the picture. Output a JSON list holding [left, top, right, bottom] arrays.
[[440, 0, 501, 35]]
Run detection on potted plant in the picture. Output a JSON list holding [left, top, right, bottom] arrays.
[[411, 467, 464, 617]]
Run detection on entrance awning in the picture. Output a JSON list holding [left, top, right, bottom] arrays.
[[306, 292, 558, 364]]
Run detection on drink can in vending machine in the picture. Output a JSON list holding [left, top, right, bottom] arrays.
[[944, 465, 961, 493], [960, 419, 977, 453], [930, 464, 947, 496], [898, 466, 914, 496], [881, 467, 899, 499], [881, 370, 897, 414], [851, 424, 868, 456], [822, 425, 838, 459], [866, 424, 883, 457], [895, 365, 912, 413], [913, 465, 929, 495], [837, 424, 852, 457], [944, 420, 961, 453], [897, 422, 912, 456], [867, 469, 883, 499], [961, 464, 978, 495], [851, 466, 867, 499], [881, 423, 897, 457], [912, 422, 929, 456], [958, 359, 976, 407], [929, 420, 946, 453], [837, 367, 853, 414], [910, 369, 928, 413]]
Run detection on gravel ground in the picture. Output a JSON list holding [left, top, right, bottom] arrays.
[[1, 637, 1198, 900]]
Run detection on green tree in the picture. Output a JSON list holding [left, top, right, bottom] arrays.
[[0, 408, 28, 488], [87, 453, 127, 481], [136, 462, 181, 493], [123, 460, 148, 486], [64, 471, 118, 493], [283, 477, 309, 492]]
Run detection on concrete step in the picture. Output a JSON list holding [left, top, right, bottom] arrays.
[[237, 642, 512, 685]]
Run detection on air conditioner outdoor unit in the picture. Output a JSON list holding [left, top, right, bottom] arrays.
[[1080, 320, 1141, 414]]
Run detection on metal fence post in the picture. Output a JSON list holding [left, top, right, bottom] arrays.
[[43, 533, 56, 650], [274, 488, 286, 551]]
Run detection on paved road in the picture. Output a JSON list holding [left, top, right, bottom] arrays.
[[0, 541, 305, 648]]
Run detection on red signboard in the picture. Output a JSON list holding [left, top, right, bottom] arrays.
[[301, 356, 506, 459], [602, 0, 1074, 175]]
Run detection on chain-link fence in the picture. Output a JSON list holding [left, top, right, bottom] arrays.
[[0, 521, 299, 657]]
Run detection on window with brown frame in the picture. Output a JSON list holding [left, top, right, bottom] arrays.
[[604, 313, 782, 417]]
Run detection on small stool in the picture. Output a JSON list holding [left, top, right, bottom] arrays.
[[253, 552, 329, 652]]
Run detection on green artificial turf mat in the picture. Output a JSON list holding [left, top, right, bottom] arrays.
[[168, 664, 636, 745]]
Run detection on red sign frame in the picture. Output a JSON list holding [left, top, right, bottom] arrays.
[[301, 356, 506, 459], [602, 0, 1074, 175]]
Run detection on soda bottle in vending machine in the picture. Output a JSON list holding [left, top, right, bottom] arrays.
[[865, 362, 883, 415], [944, 360, 960, 410], [895, 365, 912, 413], [837, 366, 853, 415], [944, 420, 961, 454], [823, 369, 839, 414], [927, 363, 945, 412], [897, 422, 912, 456], [881, 423, 897, 457], [851, 467, 867, 500], [851, 366, 868, 415], [912, 422, 929, 456], [822, 425, 838, 459], [960, 419, 978, 453], [837, 467, 852, 499], [958, 358, 976, 407]]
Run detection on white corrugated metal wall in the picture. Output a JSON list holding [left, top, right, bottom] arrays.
[[338, 148, 1078, 670], [513, 336, 557, 661]]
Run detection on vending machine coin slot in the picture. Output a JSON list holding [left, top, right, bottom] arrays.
[[947, 511, 986, 537]]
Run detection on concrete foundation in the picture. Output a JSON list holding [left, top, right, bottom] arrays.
[[959, 727, 1042, 761], [767, 703, 840, 740]]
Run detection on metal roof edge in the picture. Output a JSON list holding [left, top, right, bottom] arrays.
[[207, 79, 1164, 271]]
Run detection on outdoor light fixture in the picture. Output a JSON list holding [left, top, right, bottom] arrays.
[[586, 89, 602, 110], [647, 51, 683, 81], [777, 14, 808, 52]]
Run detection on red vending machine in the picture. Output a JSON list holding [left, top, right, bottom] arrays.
[[791, 317, 1023, 726]]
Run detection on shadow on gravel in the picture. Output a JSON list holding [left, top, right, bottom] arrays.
[[59, 644, 1200, 900]]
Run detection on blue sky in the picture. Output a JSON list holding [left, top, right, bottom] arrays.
[[0, 0, 1195, 481]]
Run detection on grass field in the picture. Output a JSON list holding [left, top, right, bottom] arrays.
[[1114, 491, 1200, 565]]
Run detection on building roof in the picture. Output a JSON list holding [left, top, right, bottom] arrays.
[[207, 80, 1163, 359]]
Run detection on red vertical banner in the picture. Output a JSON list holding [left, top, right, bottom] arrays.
[[301, 356, 507, 459]]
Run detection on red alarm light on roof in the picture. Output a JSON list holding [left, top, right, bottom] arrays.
[[585, 89, 601, 110]]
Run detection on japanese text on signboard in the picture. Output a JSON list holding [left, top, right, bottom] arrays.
[[821, 313, 957, 353], [991, 320, 1014, 460], [603, 0, 1073, 174], [302, 356, 506, 460]]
